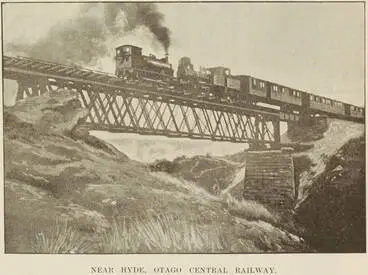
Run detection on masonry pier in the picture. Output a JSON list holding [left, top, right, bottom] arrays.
[[244, 148, 295, 209]]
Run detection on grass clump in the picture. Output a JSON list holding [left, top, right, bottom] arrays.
[[98, 217, 141, 253], [224, 194, 278, 224], [32, 218, 92, 253]]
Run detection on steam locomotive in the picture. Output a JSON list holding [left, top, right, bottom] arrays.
[[114, 44, 364, 120], [115, 45, 174, 83]]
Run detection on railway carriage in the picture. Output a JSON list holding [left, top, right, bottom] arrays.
[[350, 105, 365, 119], [269, 84, 302, 106], [309, 95, 345, 115], [249, 77, 268, 98]]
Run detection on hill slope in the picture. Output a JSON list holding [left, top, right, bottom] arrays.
[[4, 90, 307, 253], [288, 119, 365, 207], [296, 135, 365, 252]]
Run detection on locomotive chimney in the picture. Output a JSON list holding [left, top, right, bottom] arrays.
[[165, 51, 169, 63]]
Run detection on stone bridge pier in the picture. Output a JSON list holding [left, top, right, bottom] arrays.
[[243, 148, 295, 209]]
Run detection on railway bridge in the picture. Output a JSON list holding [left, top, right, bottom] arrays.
[[3, 55, 365, 209], [3, 55, 286, 149], [4, 55, 364, 149]]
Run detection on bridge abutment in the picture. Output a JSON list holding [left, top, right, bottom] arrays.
[[243, 148, 295, 209], [286, 115, 328, 142]]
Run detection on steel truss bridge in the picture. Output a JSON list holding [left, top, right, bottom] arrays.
[[3, 55, 304, 148]]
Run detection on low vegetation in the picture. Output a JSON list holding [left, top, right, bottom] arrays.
[[224, 194, 278, 225], [32, 218, 92, 254], [31, 213, 229, 254], [287, 118, 328, 142], [296, 135, 365, 252]]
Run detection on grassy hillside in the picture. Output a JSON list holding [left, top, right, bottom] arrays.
[[4, 90, 307, 253]]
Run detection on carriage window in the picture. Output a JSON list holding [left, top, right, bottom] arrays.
[[310, 95, 313, 100], [253, 79, 257, 87], [273, 85, 279, 92], [260, 82, 265, 88]]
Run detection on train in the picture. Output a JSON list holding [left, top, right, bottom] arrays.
[[115, 44, 364, 120]]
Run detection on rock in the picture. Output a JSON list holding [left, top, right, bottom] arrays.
[[4, 89, 88, 136], [332, 165, 343, 172]]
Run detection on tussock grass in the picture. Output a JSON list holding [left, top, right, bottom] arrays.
[[98, 217, 141, 253], [32, 213, 229, 253], [99, 213, 228, 253], [224, 193, 278, 224], [31, 195, 281, 254], [32, 218, 92, 253]]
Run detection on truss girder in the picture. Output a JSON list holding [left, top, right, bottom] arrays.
[[76, 88, 276, 144], [6, 65, 281, 147]]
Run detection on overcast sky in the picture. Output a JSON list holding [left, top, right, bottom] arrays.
[[3, 2, 365, 106]]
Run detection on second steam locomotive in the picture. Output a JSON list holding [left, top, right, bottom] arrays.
[[115, 44, 364, 120]]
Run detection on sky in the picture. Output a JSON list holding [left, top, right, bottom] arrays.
[[2, 2, 364, 159], [2, 2, 365, 106]]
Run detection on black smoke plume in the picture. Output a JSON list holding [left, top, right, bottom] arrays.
[[6, 3, 171, 65], [104, 3, 171, 53]]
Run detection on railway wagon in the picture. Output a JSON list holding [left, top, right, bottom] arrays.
[[207, 67, 241, 99], [226, 76, 241, 100]]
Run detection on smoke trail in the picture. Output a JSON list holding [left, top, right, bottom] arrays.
[[6, 5, 108, 65], [6, 3, 171, 65]]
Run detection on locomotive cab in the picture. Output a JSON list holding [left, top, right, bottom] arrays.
[[115, 45, 143, 78]]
